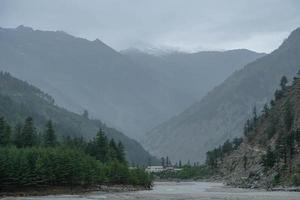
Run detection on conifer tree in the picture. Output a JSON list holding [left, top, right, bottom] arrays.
[[13, 123, 23, 148], [21, 117, 37, 147], [262, 147, 276, 169], [116, 141, 126, 163], [0, 117, 11, 146], [86, 128, 109, 162], [44, 120, 57, 147], [109, 138, 118, 160], [284, 101, 294, 131]]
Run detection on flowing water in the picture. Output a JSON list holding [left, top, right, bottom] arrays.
[[4, 182, 300, 200]]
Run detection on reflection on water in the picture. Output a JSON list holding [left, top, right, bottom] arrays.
[[5, 182, 300, 200]]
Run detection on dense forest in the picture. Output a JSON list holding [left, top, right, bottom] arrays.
[[205, 73, 300, 187], [0, 116, 152, 190]]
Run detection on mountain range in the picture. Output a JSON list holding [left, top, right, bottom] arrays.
[[143, 27, 300, 163], [0, 25, 264, 140]]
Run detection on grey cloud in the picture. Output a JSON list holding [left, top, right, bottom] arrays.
[[0, 0, 300, 52]]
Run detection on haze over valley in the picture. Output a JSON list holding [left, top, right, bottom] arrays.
[[1, 0, 300, 198]]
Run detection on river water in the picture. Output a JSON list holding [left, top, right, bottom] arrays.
[[5, 182, 300, 200]]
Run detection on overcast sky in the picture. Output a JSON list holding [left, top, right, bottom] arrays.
[[1, 0, 300, 53]]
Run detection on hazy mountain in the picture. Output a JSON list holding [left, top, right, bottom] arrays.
[[0, 72, 157, 165], [123, 48, 265, 108], [0, 26, 264, 140], [143, 27, 300, 163], [0, 26, 180, 139]]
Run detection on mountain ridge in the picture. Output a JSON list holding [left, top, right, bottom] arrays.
[[0, 26, 264, 140], [143, 27, 300, 163]]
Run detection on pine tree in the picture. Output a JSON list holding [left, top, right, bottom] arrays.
[[13, 123, 23, 148], [262, 103, 270, 117], [44, 120, 57, 147], [86, 128, 109, 162], [0, 117, 11, 146], [116, 141, 126, 163], [109, 139, 118, 160], [284, 101, 294, 131], [262, 147, 276, 169], [253, 106, 258, 124], [21, 117, 37, 147]]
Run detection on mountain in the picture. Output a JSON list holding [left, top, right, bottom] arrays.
[[0, 26, 264, 139], [218, 77, 300, 188], [143, 27, 300, 163], [123, 48, 265, 114], [0, 71, 157, 165]]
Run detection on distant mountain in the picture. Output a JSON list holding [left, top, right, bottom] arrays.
[[0, 72, 157, 165], [123, 48, 265, 109], [0, 26, 264, 140], [143, 27, 300, 163]]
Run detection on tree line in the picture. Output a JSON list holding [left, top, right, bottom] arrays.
[[0, 116, 152, 189]]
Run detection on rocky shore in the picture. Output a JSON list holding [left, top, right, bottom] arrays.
[[0, 184, 150, 198]]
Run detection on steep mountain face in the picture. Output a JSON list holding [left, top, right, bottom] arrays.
[[219, 78, 300, 188], [0, 26, 180, 139], [123, 48, 265, 106], [0, 26, 264, 139], [143, 27, 300, 163], [0, 72, 157, 165]]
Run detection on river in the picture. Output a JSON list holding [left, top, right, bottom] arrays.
[[4, 182, 300, 200]]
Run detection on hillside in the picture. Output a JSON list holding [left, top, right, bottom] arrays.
[[217, 77, 300, 188], [143, 27, 300, 163], [0, 26, 263, 139], [0, 72, 157, 165]]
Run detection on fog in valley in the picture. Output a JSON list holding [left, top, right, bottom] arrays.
[[1, 0, 300, 199]]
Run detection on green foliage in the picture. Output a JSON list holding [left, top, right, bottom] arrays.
[[20, 117, 37, 147], [244, 107, 259, 139], [272, 173, 281, 186], [206, 137, 242, 170], [88, 129, 109, 162], [292, 165, 300, 186], [43, 120, 57, 147], [261, 147, 276, 170], [0, 117, 11, 146], [0, 146, 105, 187], [0, 116, 152, 189], [284, 101, 294, 131]]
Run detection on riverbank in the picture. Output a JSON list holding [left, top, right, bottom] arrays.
[[155, 177, 300, 192], [4, 182, 300, 200], [0, 184, 150, 198]]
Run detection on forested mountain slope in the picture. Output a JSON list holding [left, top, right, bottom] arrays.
[[144, 27, 300, 163], [0, 72, 157, 165], [215, 76, 300, 188]]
